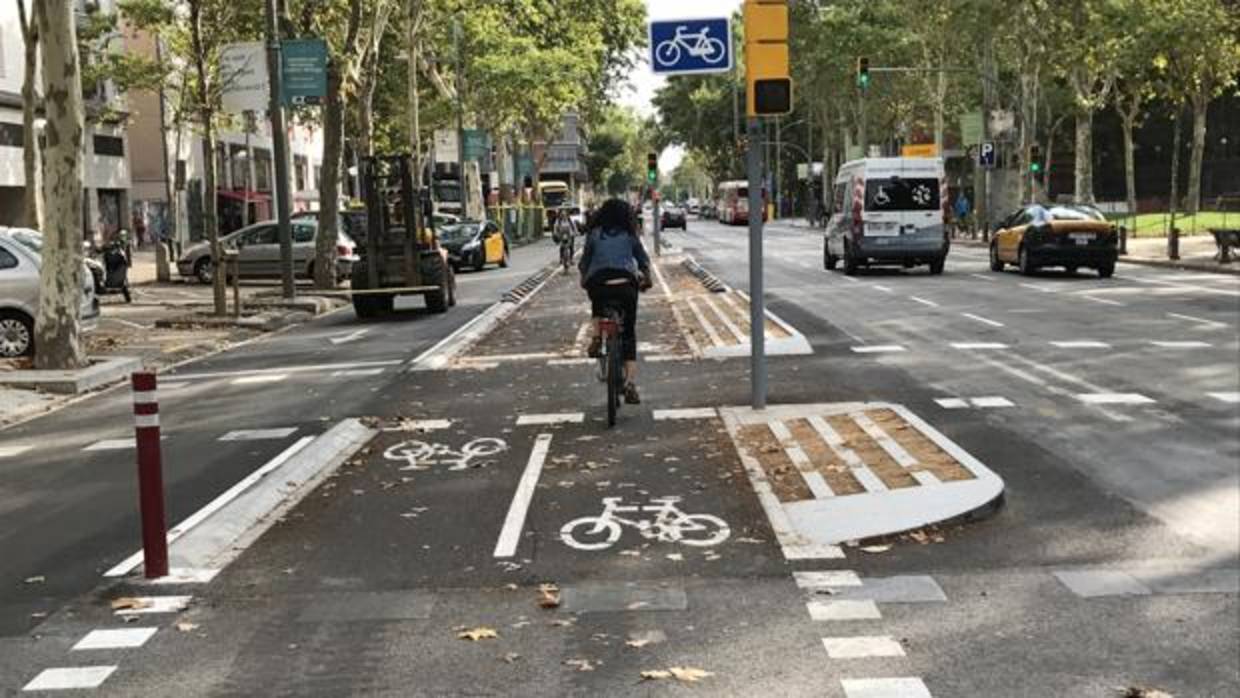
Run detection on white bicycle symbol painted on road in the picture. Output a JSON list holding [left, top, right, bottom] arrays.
[[655, 26, 727, 67], [560, 497, 730, 551], [383, 438, 508, 471]]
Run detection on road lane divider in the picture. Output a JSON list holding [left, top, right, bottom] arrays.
[[493, 433, 553, 558]]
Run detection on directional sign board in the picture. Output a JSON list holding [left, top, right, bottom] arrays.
[[649, 17, 733, 76], [978, 141, 997, 169], [281, 39, 328, 107]]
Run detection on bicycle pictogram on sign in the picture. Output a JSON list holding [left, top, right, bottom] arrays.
[[655, 26, 727, 67], [648, 18, 733, 76], [383, 438, 508, 471], [560, 497, 730, 551]]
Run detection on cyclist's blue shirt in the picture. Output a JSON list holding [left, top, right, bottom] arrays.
[[579, 228, 651, 285]]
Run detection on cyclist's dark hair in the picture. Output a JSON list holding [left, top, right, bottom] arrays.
[[591, 198, 635, 236]]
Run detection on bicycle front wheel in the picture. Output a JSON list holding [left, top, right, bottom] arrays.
[[702, 38, 727, 64], [654, 41, 681, 67], [560, 517, 622, 550], [677, 514, 731, 546]]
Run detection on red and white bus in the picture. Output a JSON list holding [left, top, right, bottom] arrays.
[[716, 180, 768, 225]]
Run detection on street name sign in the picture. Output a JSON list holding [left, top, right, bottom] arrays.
[[281, 39, 328, 106], [978, 141, 997, 169], [649, 18, 733, 76], [219, 42, 267, 114]]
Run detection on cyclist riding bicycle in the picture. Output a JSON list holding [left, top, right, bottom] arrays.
[[579, 198, 652, 405], [553, 206, 577, 268]]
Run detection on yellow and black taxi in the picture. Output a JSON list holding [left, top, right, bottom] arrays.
[[990, 204, 1118, 278], [439, 219, 509, 272]]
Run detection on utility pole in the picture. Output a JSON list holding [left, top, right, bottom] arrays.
[[264, 0, 295, 299], [775, 116, 782, 219], [453, 19, 467, 217], [979, 40, 993, 243], [746, 116, 765, 410], [407, 1, 422, 188]]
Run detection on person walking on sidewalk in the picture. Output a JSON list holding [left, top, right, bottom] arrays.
[[579, 198, 652, 405]]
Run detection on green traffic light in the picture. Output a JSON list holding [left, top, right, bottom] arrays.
[[1030, 163, 1042, 173]]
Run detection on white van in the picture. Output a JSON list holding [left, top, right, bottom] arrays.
[[823, 157, 949, 275]]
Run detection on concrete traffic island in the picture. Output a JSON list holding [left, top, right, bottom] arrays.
[[0, 355, 142, 395]]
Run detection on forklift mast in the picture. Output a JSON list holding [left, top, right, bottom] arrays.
[[359, 154, 436, 288]]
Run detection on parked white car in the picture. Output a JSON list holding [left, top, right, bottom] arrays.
[[0, 228, 100, 358]]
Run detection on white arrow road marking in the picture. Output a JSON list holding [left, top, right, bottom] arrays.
[[329, 328, 371, 345]]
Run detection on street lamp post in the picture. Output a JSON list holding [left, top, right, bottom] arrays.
[[264, 0, 295, 299]]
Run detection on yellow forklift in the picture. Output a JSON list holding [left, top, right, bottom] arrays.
[[351, 155, 456, 318]]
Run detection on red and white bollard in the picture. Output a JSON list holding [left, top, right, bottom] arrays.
[[131, 371, 168, 579]]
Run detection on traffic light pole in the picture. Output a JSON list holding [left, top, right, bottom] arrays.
[[746, 117, 766, 410]]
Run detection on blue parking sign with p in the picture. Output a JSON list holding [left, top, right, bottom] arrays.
[[649, 18, 733, 76], [978, 142, 996, 169]]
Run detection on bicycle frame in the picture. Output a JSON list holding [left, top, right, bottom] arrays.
[[594, 497, 701, 532]]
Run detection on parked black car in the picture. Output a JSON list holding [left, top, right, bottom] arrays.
[[661, 205, 688, 230]]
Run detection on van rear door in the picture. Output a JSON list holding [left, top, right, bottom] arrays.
[[862, 168, 941, 238]]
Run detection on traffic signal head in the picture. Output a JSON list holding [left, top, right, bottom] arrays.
[[1030, 144, 1043, 174], [744, 0, 793, 117], [857, 57, 870, 90], [647, 152, 658, 184]]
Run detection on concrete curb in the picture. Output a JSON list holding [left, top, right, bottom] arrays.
[[410, 260, 561, 371], [113, 419, 376, 579], [0, 356, 142, 395], [154, 310, 311, 332]]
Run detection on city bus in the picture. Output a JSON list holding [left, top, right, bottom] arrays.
[[716, 180, 767, 226]]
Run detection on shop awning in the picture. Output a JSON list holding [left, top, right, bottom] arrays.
[[217, 189, 272, 202]]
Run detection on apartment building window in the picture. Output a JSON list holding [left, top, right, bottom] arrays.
[[295, 156, 308, 192], [230, 144, 250, 190], [93, 135, 125, 157], [0, 123, 24, 148], [253, 149, 272, 192]]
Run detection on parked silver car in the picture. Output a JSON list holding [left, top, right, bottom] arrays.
[[175, 219, 359, 284], [0, 228, 100, 358]]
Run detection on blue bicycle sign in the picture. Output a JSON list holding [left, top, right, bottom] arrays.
[[649, 18, 733, 76]]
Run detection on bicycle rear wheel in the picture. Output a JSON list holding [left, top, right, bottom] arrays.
[[606, 334, 621, 427]]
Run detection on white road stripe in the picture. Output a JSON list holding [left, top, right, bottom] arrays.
[[851, 345, 906, 354], [1149, 340, 1212, 349], [0, 445, 33, 458], [951, 342, 1008, 350], [969, 273, 996, 282], [841, 677, 932, 698], [807, 416, 865, 469], [328, 328, 370, 345], [1207, 392, 1240, 404], [911, 470, 942, 487], [1051, 340, 1111, 349], [1019, 283, 1056, 293], [381, 419, 453, 431], [807, 600, 881, 621], [1082, 295, 1126, 307], [547, 358, 595, 366], [822, 635, 906, 659], [652, 407, 718, 420], [971, 397, 1015, 408], [23, 667, 117, 691], [111, 596, 192, 615], [934, 398, 969, 409], [794, 570, 863, 588], [872, 285, 894, 293], [493, 433, 553, 558], [143, 567, 220, 585], [961, 312, 1005, 328], [852, 466, 890, 493], [685, 296, 727, 348], [219, 427, 298, 442], [842, 276, 861, 283], [702, 294, 747, 344], [104, 438, 314, 577], [1168, 312, 1229, 329], [231, 373, 287, 385], [331, 368, 385, 377], [782, 543, 847, 560], [515, 413, 584, 426], [909, 296, 939, 308], [171, 360, 403, 381], [72, 628, 158, 651], [84, 438, 137, 452], [1076, 393, 1156, 405]]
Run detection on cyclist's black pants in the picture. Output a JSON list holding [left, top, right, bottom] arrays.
[[587, 279, 639, 362]]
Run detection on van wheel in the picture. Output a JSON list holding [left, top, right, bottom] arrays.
[[843, 243, 859, 276], [929, 256, 945, 275], [989, 244, 1004, 272], [1097, 261, 1115, 279], [824, 242, 838, 270]]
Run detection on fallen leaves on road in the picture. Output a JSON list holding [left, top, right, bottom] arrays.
[[110, 597, 152, 611], [860, 544, 892, 554], [1120, 687, 1174, 698], [23, 576, 45, 585], [641, 667, 714, 682], [665, 553, 684, 562], [175, 622, 199, 632], [564, 659, 596, 672], [458, 627, 499, 641], [538, 583, 561, 608], [625, 630, 666, 648], [501, 652, 521, 664]]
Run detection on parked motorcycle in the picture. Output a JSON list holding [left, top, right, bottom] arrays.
[[85, 236, 132, 303]]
